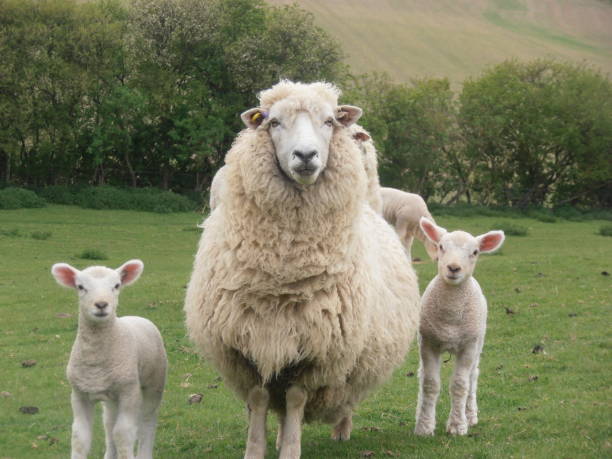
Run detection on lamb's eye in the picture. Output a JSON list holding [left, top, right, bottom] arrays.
[[77, 285, 84, 291], [473, 250, 479, 256], [269, 119, 280, 128], [439, 244, 444, 252], [324, 118, 334, 127], [114, 283, 120, 289]]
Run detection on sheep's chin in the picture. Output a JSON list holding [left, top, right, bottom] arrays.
[[443, 275, 465, 286], [290, 169, 320, 186]]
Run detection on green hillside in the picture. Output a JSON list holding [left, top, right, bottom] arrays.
[[269, 0, 612, 85]]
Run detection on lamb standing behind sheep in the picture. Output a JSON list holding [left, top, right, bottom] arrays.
[[380, 187, 438, 261], [51, 260, 167, 459], [184, 80, 420, 458], [414, 218, 504, 436], [347, 124, 383, 214]]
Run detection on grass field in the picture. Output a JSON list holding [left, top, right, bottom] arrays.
[[269, 0, 612, 86], [0, 205, 610, 458]]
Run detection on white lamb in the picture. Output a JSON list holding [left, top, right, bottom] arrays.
[[380, 187, 438, 260], [347, 124, 383, 214], [185, 80, 419, 458], [414, 218, 504, 436], [51, 260, 167, 459]]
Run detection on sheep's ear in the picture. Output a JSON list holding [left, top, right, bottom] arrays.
[[476, 231, 505, 253], [240, 108, 267, 129], [352, 131, 370, 142], [116, 259, 144, 286], [52, 263, 79, 289], [336, 105, 362, 127], [419, 217, 446, 244]]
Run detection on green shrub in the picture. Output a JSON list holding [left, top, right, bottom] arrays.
[[599, 225, 612, 237], [0, 187, 46, 209], [77, 249, 108, 260], [0, 228, 21, 237], [37, 185, 83, 205], [493, 221, 528, 236], [30, 231, 52, 240]]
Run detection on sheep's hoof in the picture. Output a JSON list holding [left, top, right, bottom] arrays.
[[414, 424, 435, 436], [446, 421, 468, 436], [331, 416, 352, 441], [467, 414, 478, 427]]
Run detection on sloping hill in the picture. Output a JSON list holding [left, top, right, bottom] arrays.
[[269, 0, 612, 85]]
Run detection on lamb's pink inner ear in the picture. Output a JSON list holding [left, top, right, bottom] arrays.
[[479, 231, 505, 253], [52, 264, 77, 288], [118, 260, 143, 286], [353, 132, 370, 142], [420, 218, 441, 244]]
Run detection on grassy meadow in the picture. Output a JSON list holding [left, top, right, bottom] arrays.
[[0, 205, 610, 458], [269, 0, 612, 87]]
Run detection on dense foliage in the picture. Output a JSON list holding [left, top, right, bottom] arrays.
[[1, 1, 610, 208]]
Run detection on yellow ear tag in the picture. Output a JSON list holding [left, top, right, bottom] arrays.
[[251, 112, 262, 123]]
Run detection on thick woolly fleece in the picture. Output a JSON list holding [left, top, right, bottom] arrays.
[[347, 124, 383, 215], [184, 85, 419, 425]]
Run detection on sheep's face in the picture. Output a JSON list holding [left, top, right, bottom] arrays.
[[241, 100, 362, 186], [420, 217, 505, 286], [51, 260, 143, 324]]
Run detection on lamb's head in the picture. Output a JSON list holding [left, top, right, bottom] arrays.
[[51, 260, 143, 323], [241, 80, 362, 186], [420, 217, 505, 285]]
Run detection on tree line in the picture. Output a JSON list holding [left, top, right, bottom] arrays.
[[1, 0, 610, 208]]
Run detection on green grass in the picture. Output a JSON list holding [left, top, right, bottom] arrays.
[[269, 0, 612, 87], [1, 206, 610, 457]]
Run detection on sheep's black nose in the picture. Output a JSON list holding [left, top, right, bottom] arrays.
[[448, 264, 461, 273], [95, 302, 108, 310], [293, 150, 317, 163]]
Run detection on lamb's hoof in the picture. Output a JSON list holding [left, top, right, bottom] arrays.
[[467, 415, 478, 427], [331, 417, 352, 441], [446, 421, 468, 436], [414, 424, 435, 436]]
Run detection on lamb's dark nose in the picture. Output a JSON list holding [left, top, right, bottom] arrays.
[[95, 301, 108, 310], [447, 264, 461, 273], [293, 150, 317, 163]]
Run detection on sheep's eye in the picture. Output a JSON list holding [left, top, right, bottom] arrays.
[[114, 283, 120, 290], [77, 285, 84, 291], [473, 250, 479, 256], [439, 244, 444, 252], [324, 118, 334, 127], [269, 119, 280, 128]]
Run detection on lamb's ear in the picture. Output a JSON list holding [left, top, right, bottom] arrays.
[[116, 259, 144, 286], [353, 131, 370, 142], [240, 108, 267, 129], [476, 230, 505, 253], [419, 217, 446, 244], [336, 105, 362, 127], [52, 263, 79, 289]]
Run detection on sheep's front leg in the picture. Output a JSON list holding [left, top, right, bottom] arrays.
[[103, 401, 119, 459], [414, 340, 441, 436], [279, 385, 307, 459], [447, 344, 478, 435], [71, 390, 95, 459], [113, 386, 142, 459], [466, 357, 481, 427], [244, 386, 269, 459]]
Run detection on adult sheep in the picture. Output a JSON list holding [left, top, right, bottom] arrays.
[[184, 81, 420, 459], [347, 124, 383, 214]]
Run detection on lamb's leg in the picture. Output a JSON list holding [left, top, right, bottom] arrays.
[[70, 390, 95, 459], [244, 386, 269, 459], [466, 358, 480, 427], [414, 340, 441, 436], [136, 390, 162, 459], [331, 412, 352, 441], [276, 413, 284, 451], [103, 401, 119, 459], [279, 385, 307, 459], [447, 345, 478, 435], [113, 386, 142, 459]]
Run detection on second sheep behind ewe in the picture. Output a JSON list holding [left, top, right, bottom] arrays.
[[414, 218, 504, 436], [51, 260, 167, 459]]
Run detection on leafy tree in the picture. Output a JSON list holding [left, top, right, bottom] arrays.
[[459, 59, 612, 207]]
